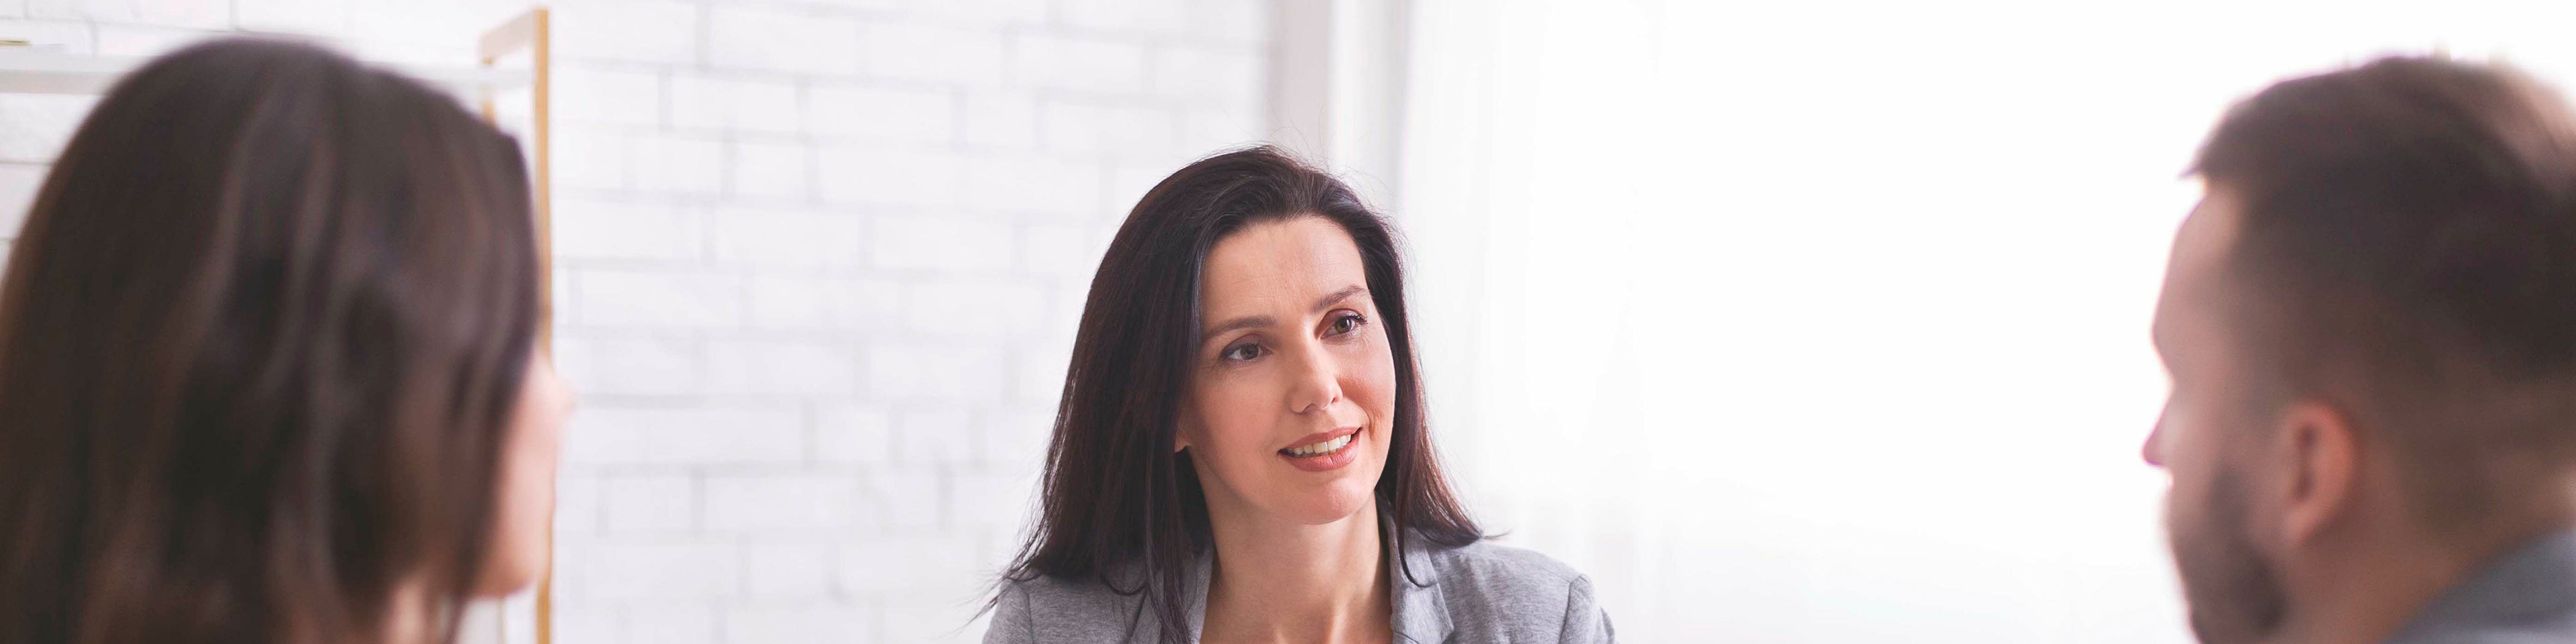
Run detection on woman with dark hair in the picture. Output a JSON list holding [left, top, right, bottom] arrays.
[[986, 147, 1613, 643], [0, 39, 569, 644]]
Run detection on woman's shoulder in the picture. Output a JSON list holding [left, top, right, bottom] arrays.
[[1405, 537, 1617, 643], [1414, 536, 1593, 594], [986, 572, 1178, 644], [992, 572, 1150, 622]]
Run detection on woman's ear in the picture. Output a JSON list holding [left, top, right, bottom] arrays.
[[1173, 403, 1195, 453]]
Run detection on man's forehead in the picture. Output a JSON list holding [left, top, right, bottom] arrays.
[[2174, 186, 2247, 277], [2156, 186, 2253, 360]]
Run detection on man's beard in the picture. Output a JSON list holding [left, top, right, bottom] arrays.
[[2171, 468, 2290, 644]]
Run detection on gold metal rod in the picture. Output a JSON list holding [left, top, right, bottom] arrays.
[[475, 7, 555, 644]]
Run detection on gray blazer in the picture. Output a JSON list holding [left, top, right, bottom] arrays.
[[2386, 528, 2576, 644], [983, 529, 1615, 644]]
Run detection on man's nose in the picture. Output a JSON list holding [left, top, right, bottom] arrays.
[[2141, 417, 2167, 468]]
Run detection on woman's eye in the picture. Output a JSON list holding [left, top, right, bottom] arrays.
[[1328, 312, 1366, 336], [1221, 343, 1265, 362]]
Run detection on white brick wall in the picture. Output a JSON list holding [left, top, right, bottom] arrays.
[[0, 1, 1273, 643], [0, 162, 42, 235]]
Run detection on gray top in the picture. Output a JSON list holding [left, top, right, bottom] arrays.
[[2387, 528, 2576, 644], [983, 525, 1615, 644]]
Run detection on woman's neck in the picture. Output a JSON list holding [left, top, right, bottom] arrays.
[[383, 578, 437, 644], [1200, 502, 1394, 644]]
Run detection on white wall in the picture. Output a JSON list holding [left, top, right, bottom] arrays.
[[537, 1, 1267, 642], [1393, 1, 2576, 643], [0, 1, 1273, 643]]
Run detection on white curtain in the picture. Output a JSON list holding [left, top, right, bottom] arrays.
[[1395, 0, 1664, 630], [1392, 1, 2576, 641]]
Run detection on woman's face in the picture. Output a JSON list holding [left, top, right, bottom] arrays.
[[1178, 215, 1399, 526], [475, 356, 573, 596]]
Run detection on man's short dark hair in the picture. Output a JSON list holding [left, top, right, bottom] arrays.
[[2194, 56, 2576, 524]]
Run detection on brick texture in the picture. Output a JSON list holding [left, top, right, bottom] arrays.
[[0, 0, 1269, 641]]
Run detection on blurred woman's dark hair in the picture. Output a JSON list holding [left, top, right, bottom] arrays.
[[997, 146, 1481, 643], [0, 39, 540, 644]]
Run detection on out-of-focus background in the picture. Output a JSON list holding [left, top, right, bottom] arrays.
[[11, 0, 2576, 643]]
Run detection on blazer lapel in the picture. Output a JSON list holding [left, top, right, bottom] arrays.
[[1387, 515, 1454, 644], [1117, 549, 1214, 644]]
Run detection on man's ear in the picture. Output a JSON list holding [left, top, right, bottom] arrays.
[[2277, 400, 2360, 546]]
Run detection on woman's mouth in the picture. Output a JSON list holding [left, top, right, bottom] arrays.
[[1283, 433, 1352, 457], [1278, 426, 1362, 472]]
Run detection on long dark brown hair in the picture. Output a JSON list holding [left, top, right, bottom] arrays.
[[999, 146, 1481, 643], [0, 39, 540, 644]]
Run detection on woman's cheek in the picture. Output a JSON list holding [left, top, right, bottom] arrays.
[[1203, 382, 1269, 461], [1351, 333, 1400, 417]]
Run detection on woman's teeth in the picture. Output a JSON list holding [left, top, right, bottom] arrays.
[[1285, 434, 1352, 458]]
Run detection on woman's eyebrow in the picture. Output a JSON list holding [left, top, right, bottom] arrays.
[[1199, 314, 1273, 344], [1313, 284, 1367, 312], [1198, 285, 1370, 345]]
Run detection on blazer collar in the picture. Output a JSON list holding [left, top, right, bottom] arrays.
[[1109, 550, 1212, 644], [2389, 527, 2576, 643], [1386, 511, 1455, 644], [1181, 549, 1210, 643]]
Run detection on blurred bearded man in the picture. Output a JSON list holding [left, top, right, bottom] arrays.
[[2147, 56, 2576, 644]]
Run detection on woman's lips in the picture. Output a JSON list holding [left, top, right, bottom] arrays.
[[1278, 425, 1363, 472]]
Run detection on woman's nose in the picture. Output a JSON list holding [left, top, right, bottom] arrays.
[[1285, 342, 1344, 415]]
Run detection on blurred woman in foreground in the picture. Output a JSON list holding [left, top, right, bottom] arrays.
[[0, 39, 570, 644]]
